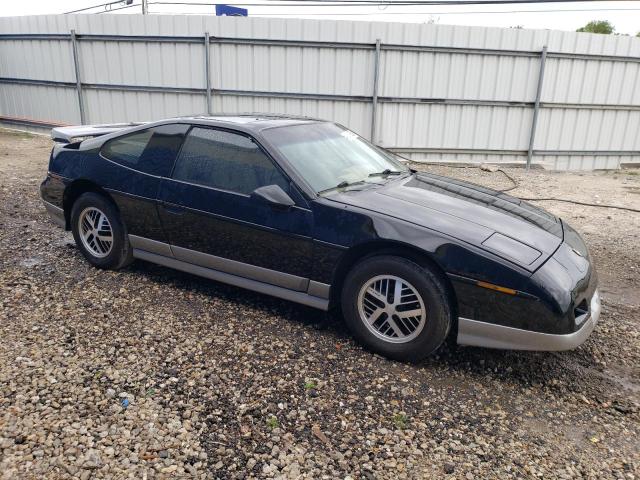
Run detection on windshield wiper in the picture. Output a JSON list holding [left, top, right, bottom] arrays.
[[318, 170, 408, 195], [318, 179, 367, 195], [368, 169, 404, 177]]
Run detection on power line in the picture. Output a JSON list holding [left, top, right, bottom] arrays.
[[147, 0, 640, 14], [261, 0, 637, 2], [147, 0, 638, 7], [97, 3, 141, 13], [65, 0, 131, 14], [64, 0, 640, 16], [225, 7, 640, 14]]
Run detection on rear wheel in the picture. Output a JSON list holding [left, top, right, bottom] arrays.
[[70, 192, 133, 270], [341, 255, 452, 362]]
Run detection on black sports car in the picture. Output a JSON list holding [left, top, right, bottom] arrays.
[[40, 115, 600, 362]]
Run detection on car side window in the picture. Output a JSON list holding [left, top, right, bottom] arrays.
[[172, 127, 290, 195], [102, 129, 153, 170], [101, 124, 189, 177]]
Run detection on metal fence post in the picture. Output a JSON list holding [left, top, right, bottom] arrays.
[[70, 30, 86, 125], [527, 45, 547, 170], [370, 38, 381, 143], [204, 32, 212, 115]]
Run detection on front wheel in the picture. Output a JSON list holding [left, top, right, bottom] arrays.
[[70, 192, 133, 270], [341, 255, 452, 363]]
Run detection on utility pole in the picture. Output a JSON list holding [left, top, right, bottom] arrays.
[[142, 0, 148, 14]]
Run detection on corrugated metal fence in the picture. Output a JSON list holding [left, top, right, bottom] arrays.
[[1, 14, 639, 169]]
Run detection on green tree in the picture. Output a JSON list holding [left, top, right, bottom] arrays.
[[576, 20, 615, 34]]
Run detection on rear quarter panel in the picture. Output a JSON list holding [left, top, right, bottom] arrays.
[[44, 145, 166, 242]]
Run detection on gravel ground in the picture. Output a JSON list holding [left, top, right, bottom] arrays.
[[0, 128, 639, 479]]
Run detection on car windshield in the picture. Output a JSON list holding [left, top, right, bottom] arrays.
[[262, 122, 409, 194]]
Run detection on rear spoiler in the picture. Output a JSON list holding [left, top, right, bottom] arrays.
[[51, 122, 145, 143]]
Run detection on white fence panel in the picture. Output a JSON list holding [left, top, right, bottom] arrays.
[[0, 83, 79, 124], [379, 51, 539, 102], [0, 39, 74, 82], [1, 14, 639, 170], [83, 90, 205, 124], [78, 41, 205, 89]]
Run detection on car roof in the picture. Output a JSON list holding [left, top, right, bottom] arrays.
[[77, 113, 331, 153], [180, 113, 326, 132]]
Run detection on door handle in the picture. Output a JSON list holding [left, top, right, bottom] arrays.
[[162, 203, 186, 215]]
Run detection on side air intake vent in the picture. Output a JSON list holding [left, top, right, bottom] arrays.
[[574, 299, 589, 326]]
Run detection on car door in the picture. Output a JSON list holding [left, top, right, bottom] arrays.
[[157, 126, 314, 291]]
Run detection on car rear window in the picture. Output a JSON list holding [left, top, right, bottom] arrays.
[[102, 129, 153, 169], [101, 124, 188, 177]]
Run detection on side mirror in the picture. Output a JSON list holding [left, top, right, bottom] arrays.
[[250, 185, 295, 210]]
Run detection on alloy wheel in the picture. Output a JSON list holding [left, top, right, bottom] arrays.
[[357, 275, 427, 343], [78, 207, 113, 258]]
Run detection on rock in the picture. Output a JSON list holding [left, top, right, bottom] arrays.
[[311, 424, 331, 446]]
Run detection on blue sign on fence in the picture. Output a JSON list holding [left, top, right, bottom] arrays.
[[215, 4, 248, 16]]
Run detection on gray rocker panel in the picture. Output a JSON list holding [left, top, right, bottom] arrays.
[[128, 235, 331, 310], [129, 234, 173, 257], [171, 244, 309, 292]]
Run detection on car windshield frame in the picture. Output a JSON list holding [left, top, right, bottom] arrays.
[[261, 122, 410, 196]]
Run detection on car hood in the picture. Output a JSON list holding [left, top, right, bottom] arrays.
[[326, 172, 564, 271]]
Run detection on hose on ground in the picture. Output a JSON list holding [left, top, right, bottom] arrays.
[[494, 167, 640, 213], [404, 159, 640, 213], [516, 197, 640, 213]]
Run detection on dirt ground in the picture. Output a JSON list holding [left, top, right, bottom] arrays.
[[0, 128, 638, 479]]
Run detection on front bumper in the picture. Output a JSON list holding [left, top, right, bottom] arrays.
[[457, 289, 601, 351]]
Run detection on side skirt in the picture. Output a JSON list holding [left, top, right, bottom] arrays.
[[131, 247, 330, 311]]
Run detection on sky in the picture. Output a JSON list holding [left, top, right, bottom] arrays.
[[2, 1, 640, 36]]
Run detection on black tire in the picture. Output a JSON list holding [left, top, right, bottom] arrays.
[[341, 255, 452, 363], [70, 192, 133, 270]]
